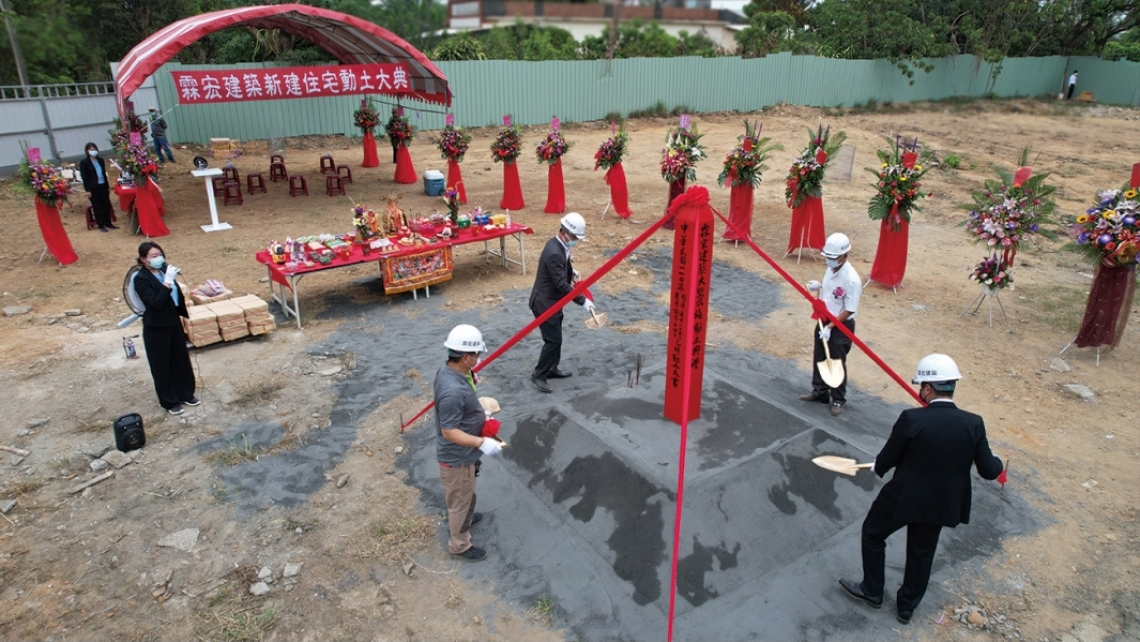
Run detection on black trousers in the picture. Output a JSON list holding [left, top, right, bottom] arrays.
[[533, 310, 563, 378], [1067, 83, 1076, 99], [811, 318, 855, 403], [143, 324, 196, 409], [860, 494, 943, 613], [89, 184, 113, 228]]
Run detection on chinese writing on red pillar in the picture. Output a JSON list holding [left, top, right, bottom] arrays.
[[664, 202, 714, 424]]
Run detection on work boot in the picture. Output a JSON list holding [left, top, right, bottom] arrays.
[[830, 402, 845, 417]]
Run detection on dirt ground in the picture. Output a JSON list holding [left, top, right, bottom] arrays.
[[1, 98, 1139, 641]]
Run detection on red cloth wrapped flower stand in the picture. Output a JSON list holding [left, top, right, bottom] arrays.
[[722, 184, 754, 243], [544, 159, 565, 214], [605, 162, 632, 219], [786, 195, 826, 260], [500, 162, 525, 211], [362, 131, 379, 168], [35, 200, 78, 265], [447, 159, 467, 204]]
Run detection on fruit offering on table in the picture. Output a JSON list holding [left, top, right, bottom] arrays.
[[268, 240, 286, 264], [311, 248, 334, 265]]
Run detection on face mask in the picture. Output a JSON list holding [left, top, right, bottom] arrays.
[[566, 239, 579, 249], [825, 258, 840, 268], [88, 149, 98, 157], [148, 256, 165, 269]]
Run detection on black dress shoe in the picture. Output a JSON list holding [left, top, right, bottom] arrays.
[[469, 512, 483, 528], [547, 368, 573, 379], [107, 224, 120, 230], [799, 392, 830, 404], [897, 609, 913, 625], [531, 374, 552, 393], [838, 578, 882, 609], [453, 546, 486, 561]]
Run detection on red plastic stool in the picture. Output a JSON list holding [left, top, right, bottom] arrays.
[[269, 162, 287, 183], [222, 181, 243, 206], [336, 165, 353, 184], [319, 155, 336, 175], [289, 175, 308, 197], [212, 176, 226, 196], [223, 166, 240, 184], [270, 154, 284, 165], [246, 173, 266, 194], [325, 175, 345, 196]]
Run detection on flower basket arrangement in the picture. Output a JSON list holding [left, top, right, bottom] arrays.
[[962, 147, 1056, 267], [717, 121, 781, 188], [354, 99, 380, 134], [491, 121, 522, 164], [660, 120, 706, 184], [867, 136, 931, 232], [385, 108, 415, 148], [1067, 185, 1140, 268], [437, 124, 472, 162], [535, 118, 570, 165], [969, 256, 1014, 291], [116, 139, 160, 181], [16, 161, 73, 207], [594, 122, 628, 171], [785, 125, 847, 208]]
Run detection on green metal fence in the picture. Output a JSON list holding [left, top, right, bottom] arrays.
[[153, 54, 1140, 145]]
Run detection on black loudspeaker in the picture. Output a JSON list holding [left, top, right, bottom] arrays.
[[113, 413, 146, 452]]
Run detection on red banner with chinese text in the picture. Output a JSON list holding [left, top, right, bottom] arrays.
[[170, 64, 414, 104]]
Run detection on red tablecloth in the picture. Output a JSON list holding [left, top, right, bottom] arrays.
[[256, 223, 534, 291], [113, 183, 136, 213], [36, 200, 79, 265]]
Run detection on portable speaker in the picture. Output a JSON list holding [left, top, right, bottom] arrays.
[[113, 413, 146, 452]]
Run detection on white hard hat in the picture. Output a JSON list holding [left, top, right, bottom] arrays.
[[821, 233, 851, 258], [560, 212, 586, 238], [444, 324, 486, 353], [149, 106, 157, 111], [912, 353, 961, 390]]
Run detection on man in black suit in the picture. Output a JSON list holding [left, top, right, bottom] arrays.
[[839, 353, 1004, 625], [529, 212, 595, 393], [78, 142, 116, 232]]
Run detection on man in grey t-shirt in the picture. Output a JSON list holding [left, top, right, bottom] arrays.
[[434, 324, 501, 560]]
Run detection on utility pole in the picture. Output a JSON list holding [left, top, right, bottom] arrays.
[[0, 0, 30, 87]]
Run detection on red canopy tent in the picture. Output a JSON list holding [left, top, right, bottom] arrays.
[[114, 3, 451, 117]]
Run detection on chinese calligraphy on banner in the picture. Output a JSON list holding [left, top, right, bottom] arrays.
[[664, 190, 714, 425], [170, 64, 413, 104]]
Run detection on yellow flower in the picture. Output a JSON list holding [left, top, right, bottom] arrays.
[[881, 163, 888, 168], [1126, 189, 1138, 199], [1104, 210, 1118, 220], [1076, 215, 1090, 224], [915, 165, 923, 171], [900, 177, 907, 182]]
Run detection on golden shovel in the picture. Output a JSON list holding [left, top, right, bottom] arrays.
[[817, 320, 845, 389], [585, 307, 609, 329], [812, 456, 874, 476]]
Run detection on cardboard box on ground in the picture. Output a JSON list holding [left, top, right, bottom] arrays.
[[181, 292, 276, 347]]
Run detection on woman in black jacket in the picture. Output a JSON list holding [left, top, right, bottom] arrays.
[[133, 242, 198, 415]]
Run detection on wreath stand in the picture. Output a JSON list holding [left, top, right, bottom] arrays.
[[1058, 263, 1136, 367], [959, 286, 1007, 327]]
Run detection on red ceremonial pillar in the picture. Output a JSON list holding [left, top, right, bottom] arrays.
[[447, 159, 467, 204], [394, 146, 417, 184], [787, 195, 826, 253], [500, 162, 525, 210], [663, 178, 686, 231], [362, 131, 379, 168], [605, 162, 632, 219], [544, 159, 566, 214], [664, 186, 714, 424], [868, 215, 910, 288], [722, 184, 754, 241], [35, 200, 78, 265], [135, 177, 170, 238]]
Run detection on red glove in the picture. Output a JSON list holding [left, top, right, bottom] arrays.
[[997, 468, 1008, 488], [481, 417, 501, 438]]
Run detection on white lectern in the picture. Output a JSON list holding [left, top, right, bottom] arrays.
[[191, 168, 231, 232]]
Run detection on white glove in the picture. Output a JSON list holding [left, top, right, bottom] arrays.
[[478, 438, 502, 456], [163, 266, 180, 284], [806, 280, 822, 292], [819, 326, 831, 342], [584, 299, 596, 313]]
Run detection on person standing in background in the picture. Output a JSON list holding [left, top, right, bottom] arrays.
[[78, 142, 116, 233], [148, 107, 175, 163], [1067, 70, 1078, 100]]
